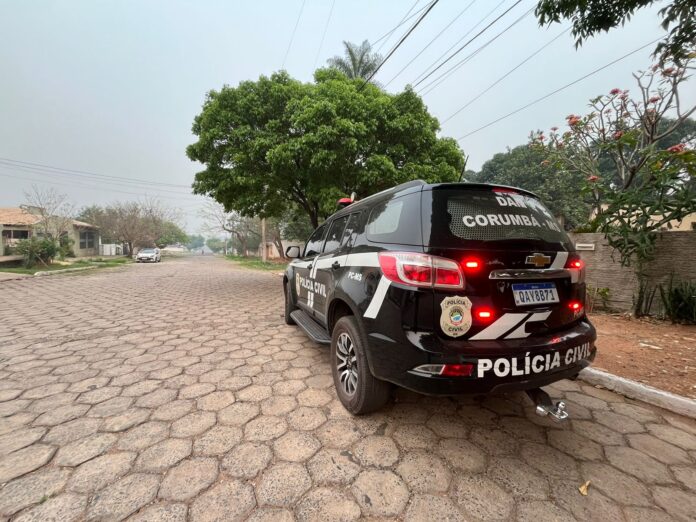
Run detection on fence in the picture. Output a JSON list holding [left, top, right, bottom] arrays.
[[569, 232, 696, 313]]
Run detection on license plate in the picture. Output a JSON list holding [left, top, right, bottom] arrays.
[[512, 282, 559, 306]]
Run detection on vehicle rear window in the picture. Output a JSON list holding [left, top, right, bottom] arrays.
[[423, 188, 572, 249], [366, 192, 421, 245]]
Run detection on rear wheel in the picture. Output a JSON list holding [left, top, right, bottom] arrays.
[[331, 316, 391, 415], [284, 281, 296, 325]]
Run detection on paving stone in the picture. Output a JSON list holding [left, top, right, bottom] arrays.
[[353, 435, 399, 467], [565, 391, 609, 410], [622, 507, 678, 522], [594, 410, 646, 434], [605, 446, 674, 483], [236, 384, 272, 402], [520, 442, 580, 480], [396, 451, 451, 493], [579, 461, 652, 506], [87, 396, 134, 417], [135, 438, 192, 472], [193, 425, 242, 455], [287, 406, 327, 431], [612, 402, 662, 423], [218, 401, 260, 425], [68, 452, 136, 493], [189, 479, 256, 522], [404, 494, 463, 522], [452, 473, 515, 520], [571, 419, 625, 446], [256, 462, 312, 507], [547, 429, 604, 461], [0, 426, 46, 456], [54, 432, 118, 466], [117, 421, 169, 451], [101, 407, 150, 432], [273, 430, 321, 462], [159, 458, 219, 501], [151, 399, 193, 421], [222, 442, 272, 478], [437, 438, 487, 473], [43, 417, 101, 445], [516, 501, 574, 522], [197, 390, 235, 411], [0, 444, 56, 483], [179, 382, 216, 400], [128, 502, 188, 522], [87, 473, 160, 521], [627, 433, 692, 465], [33, 404, 90, 426], [246, 508, 294, 522], [497, 416, 546, 443], [296, 487, 361, 522], [244, 415, 288, 441], [261, 395, 298, 416], [672, 465, 696, 492], [652, 486, 696, 521], [425, 414, 469, 438], [135, 388, 178, 408], [13, 493, 86, 522], [171, 411, 216, 438], [647, 423, 696, 451], [21, 382, 69, 400], [0, 468, 71, 517], [351, 469, 409, 517], [77, 386, 122, 404], [307, 448, 360, 485], [487, 457, 549, 500]]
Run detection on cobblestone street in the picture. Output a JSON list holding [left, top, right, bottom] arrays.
[[1, 256, 695, 521]]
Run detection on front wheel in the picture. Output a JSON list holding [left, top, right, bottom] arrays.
[[331, 316, 391, 415]]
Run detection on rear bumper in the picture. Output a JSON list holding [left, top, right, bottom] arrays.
[[366, 319, 596, 395]]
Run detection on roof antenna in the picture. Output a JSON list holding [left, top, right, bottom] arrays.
[[458, 154, 469, 182]]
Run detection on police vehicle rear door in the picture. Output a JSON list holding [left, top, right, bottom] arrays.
[[422, 186, 584, 341], [311, 215, 350, 325], [295, 223, 327, 314]]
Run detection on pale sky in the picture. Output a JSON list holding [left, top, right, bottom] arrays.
[[1, 0, 691, 233]]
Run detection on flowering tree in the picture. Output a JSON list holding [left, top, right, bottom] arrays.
[[531, 59, 696, 290]]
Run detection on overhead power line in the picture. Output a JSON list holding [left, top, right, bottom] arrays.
[[412, 0, 523, 89], [0, 157, 192, 189], [457, 37, 662, 141], [360, 0, 440, 89], [440, 27, 570, 125], [282, 0, 307, 69], [313, 0, 336, 68], [410, 0, 506, 86], [418, 7, 534, 95], [384, 0, 478, 88], [372, 0, 424, 51]]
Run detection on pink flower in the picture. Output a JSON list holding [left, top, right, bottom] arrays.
[[610, 88, 621, 95], [613, 131, 624, 139], [550, 126, 558, 132], [587, 175, 599, 182], [667, 143, 686, 153], [662, 67, 675, 76], [648, 96, 661, 103], [566, 115, 581, 126]]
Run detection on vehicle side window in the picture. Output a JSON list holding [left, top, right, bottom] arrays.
[[341, 212, 361, 248], [304, 224, 327, 257], [366, 192, 421, 245], [323, 216, 348, 254]]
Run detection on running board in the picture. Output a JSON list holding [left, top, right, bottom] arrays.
[[526, 388, 569, 422], [290, 310, 331, 345]]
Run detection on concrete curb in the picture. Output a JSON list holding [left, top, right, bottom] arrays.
[[578, 367, 696, 419], [34, 266, 99, 277]]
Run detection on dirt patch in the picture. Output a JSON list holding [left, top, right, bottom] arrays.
[[590, 313, 696, 399]]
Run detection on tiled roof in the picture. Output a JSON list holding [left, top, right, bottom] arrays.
[[0, 208, 41, 226]]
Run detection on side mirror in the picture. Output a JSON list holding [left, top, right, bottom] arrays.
[[285, 245, 301, 259]]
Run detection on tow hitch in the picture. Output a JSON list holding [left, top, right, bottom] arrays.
[[526, 388, 568, 422]]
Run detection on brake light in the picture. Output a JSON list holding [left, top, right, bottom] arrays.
[[440, 364, 474, 377], [378, 252, 464, 289], [568, 300, 583, 311], [463, 259, 481, 270], [492, 187, 518, 194], [565, 255, 586, 283], [476, 308, 494, 321]]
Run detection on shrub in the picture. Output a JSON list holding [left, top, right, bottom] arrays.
[[14, 237, 58, 268], [659, 277, 696, 324], [58, 235, 75, 260]]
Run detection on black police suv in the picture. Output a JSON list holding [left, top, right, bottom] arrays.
[[283, 180, 596, 416]]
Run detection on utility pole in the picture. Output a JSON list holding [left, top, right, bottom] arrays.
[[261, 218, 267, 262]]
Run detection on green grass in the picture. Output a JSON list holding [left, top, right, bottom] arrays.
[[0, 257, 132, 275], [226, 255, 287, 271]]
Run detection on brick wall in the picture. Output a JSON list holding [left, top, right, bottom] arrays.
[[569, 232, 696, 312]]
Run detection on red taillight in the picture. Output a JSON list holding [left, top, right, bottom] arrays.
[[440, 363, 474, 377], [378, 252, 464, 289], [463, 259, 481, 270], [476, 308, 494, 321], [569, 260, 583, 269], [568, 301, 583, 311], [565, 255, 586, 283]]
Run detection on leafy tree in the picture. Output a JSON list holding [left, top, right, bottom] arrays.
[[206, 237, 225, 253], [188, 70, 464, 227], [187, 234, 205, 250], [15, 237, 58, 268], [327, 40, 382, 80], [531, 59, 696, 313], [471, 144, 589, 227], [155, 221, 188, 248], [535, 0, 696, 63]]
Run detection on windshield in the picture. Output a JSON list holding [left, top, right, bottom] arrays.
[[141, 249, 155, 253], [422, 188, 573, 250]]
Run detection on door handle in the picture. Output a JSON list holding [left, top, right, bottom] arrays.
[[331, 261, 341, 270], [307, 264, 313, 270]]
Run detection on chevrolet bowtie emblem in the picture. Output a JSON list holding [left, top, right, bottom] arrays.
[[526, 253, 551, 267]]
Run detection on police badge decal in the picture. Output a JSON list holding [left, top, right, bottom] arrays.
[[440, 296, 473, 337]]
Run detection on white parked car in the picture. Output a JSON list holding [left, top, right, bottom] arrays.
[[136, 248, 161, 263]]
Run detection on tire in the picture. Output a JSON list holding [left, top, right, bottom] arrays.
[[331, 316, 391, 415], [284, 281, 297, 325]]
